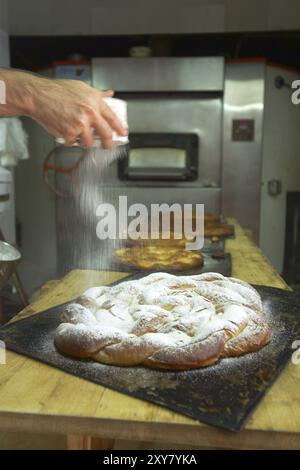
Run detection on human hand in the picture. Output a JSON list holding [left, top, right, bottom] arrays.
[[30, 78, 128, 148]]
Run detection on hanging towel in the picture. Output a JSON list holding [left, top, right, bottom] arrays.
[[0, 117, 29, 166]]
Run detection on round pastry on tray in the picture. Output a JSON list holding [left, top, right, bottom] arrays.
[[112, 245, 204, 271], [125, 231, 195, 248], [203, 213, 221, 224], [124, 213, 222, 246], [204, 223, 234, 238], [173, 211, 221, 226], [54, 272, 271, 370]]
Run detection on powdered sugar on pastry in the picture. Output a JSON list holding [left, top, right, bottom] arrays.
[[54, 272, 271, 369]]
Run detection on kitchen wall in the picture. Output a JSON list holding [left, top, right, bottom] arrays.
[[5, 0, 300, 36], [260, 65, 300, 273], [15, 116, 57, 294], [0, 0, 9, 65], [0, 0, 15, 245], [0, 0, 7, 32]]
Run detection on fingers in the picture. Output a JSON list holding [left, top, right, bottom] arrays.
[[64, 130, 80, 146], [63, 88, 127, 149], [92, 114, 113, 149], [79, 127, 94, 148], [102, 89, 114, 97], [102, 102, 128, 137]]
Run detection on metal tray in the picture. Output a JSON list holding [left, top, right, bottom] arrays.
[[0, 278, 299, 432], [202, 237, 225, 252]]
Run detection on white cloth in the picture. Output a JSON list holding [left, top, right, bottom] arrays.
[[0, 117, 29, 166]]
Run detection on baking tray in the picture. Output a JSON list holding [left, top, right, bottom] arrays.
[[202, 237, 225, 252], [111, 251, 232, 276], [0, 275, 299, 432], [122, 227, 234, 253]]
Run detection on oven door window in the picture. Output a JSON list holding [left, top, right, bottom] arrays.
[[129, 148, 186, 169], [119, 133, 198, 181]]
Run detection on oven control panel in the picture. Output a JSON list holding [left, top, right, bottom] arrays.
[[232, 119, 255, 141]]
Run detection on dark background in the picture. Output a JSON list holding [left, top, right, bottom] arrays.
[[10, 31, 300, 71]]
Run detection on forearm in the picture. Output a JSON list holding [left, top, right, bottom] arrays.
[[0, 67, 42, 117], [0, 67, 127, 148]]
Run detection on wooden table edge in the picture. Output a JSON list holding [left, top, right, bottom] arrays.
[[0, 411, 299, 450]]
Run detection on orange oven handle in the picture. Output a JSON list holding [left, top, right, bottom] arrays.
[[43, 146, 85, 198]]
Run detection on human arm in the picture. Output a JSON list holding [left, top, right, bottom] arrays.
[[0, 68, 127, 148]]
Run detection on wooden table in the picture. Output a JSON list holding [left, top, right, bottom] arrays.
[[0, 220, 299, 450]]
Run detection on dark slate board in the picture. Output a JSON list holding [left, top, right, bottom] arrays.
[[0, 276, 299, 432]]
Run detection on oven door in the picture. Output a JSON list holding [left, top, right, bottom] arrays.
[[118, 133, 199, 181]]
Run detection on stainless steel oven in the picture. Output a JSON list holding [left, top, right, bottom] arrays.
[[91, 58, 224, 214]]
